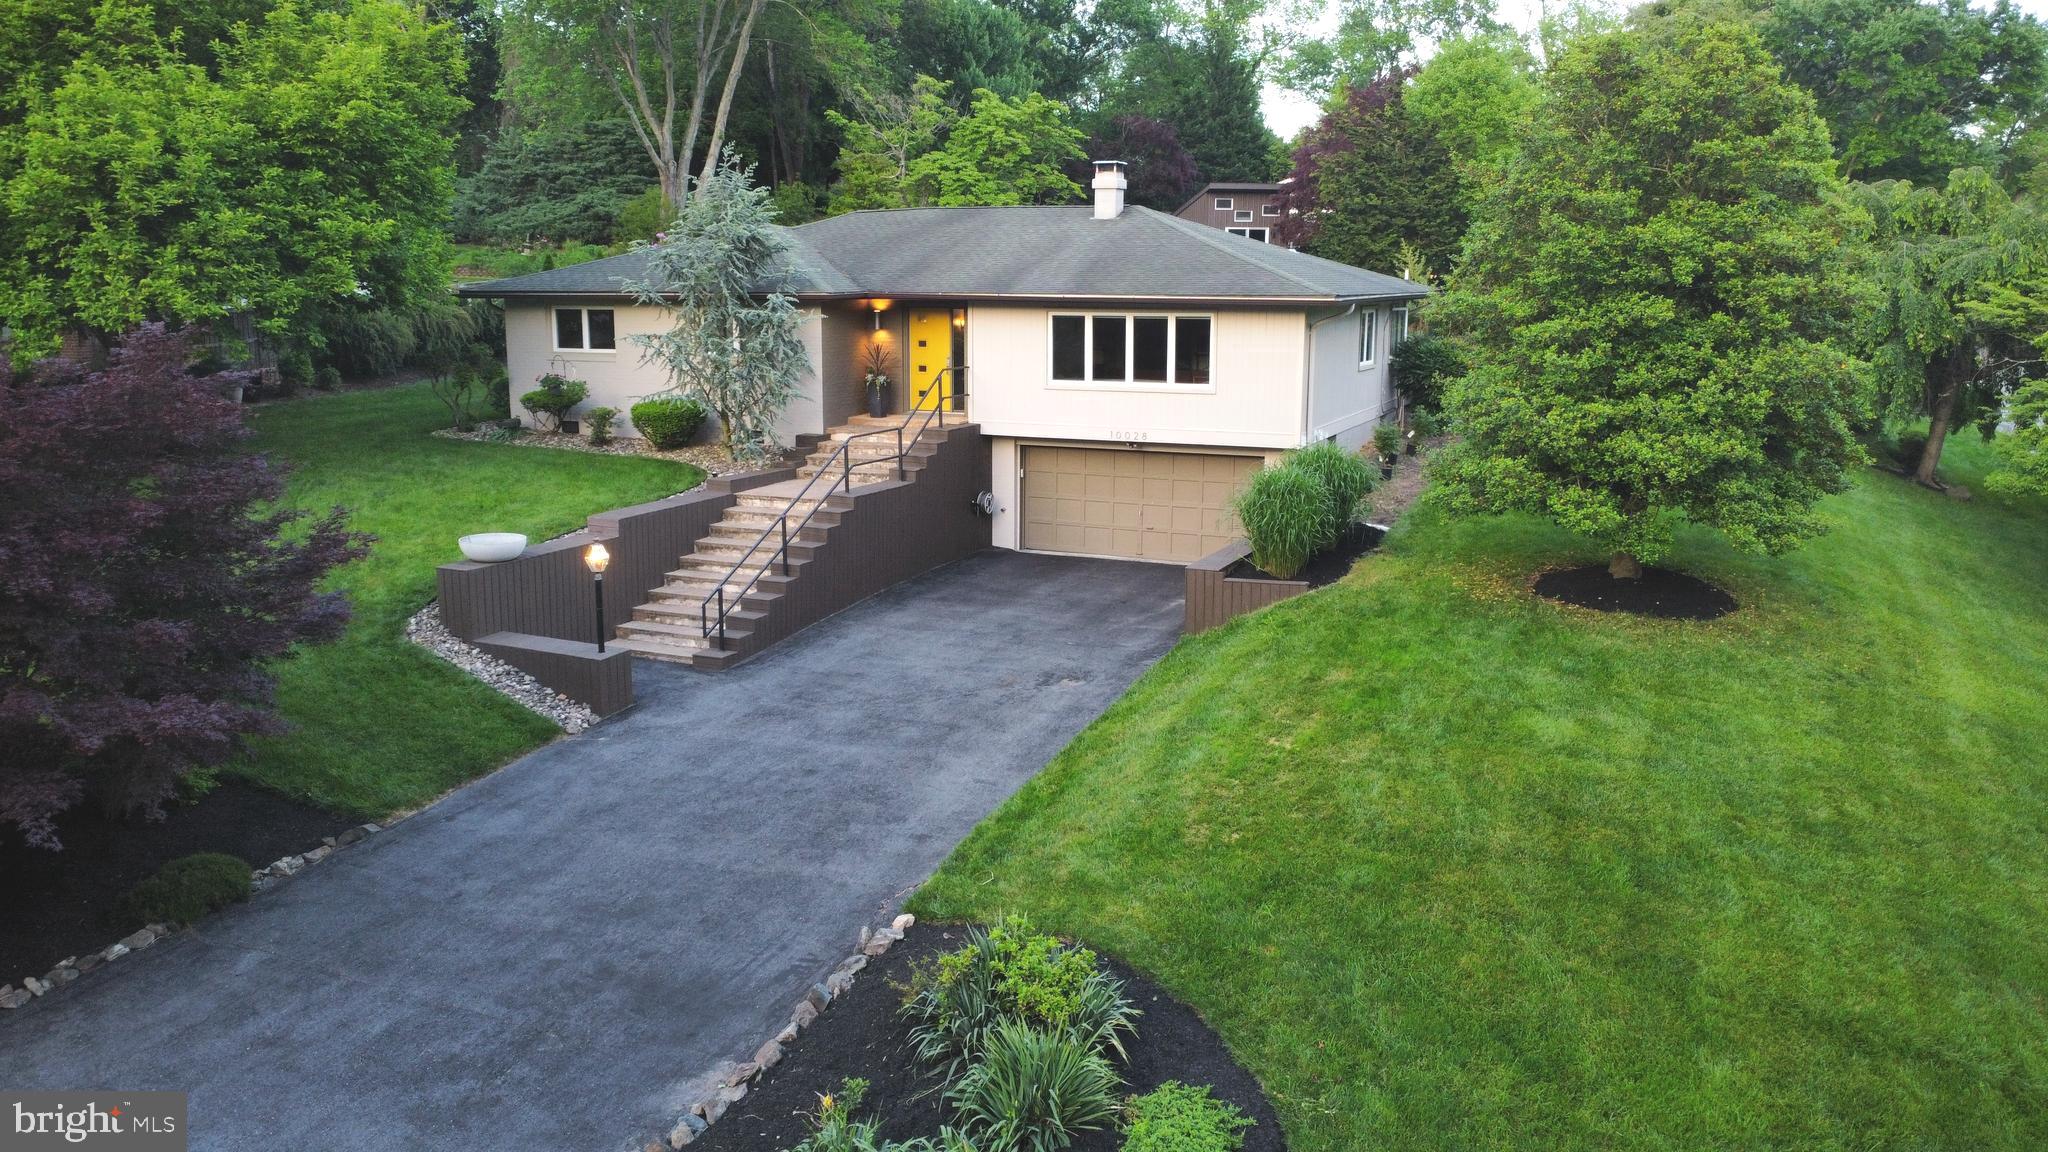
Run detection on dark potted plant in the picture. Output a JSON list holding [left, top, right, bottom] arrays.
[[1372, 423, 1401, 480], [861, 344, 892, 419]]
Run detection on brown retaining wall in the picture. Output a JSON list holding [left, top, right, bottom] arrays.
[[1183, 539, 1309, 634], [716, 423, 992, 660], [435, 466, 796, 710]]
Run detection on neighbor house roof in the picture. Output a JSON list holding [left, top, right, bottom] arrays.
[[456, 205, 1425, 305], [1174, 181, 1286, 215]]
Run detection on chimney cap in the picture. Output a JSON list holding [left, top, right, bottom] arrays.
[[1092, 159, 1127, 171]]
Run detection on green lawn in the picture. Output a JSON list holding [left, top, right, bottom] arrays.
[[914, 439, 2048, 1150], [235, 384, 699, 816]]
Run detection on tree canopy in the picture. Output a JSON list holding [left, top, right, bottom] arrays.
[[1431, 14, 1870, 575]]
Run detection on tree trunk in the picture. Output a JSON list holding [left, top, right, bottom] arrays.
[[696, 0, 766, 186], [1915, 343, 1971, 488], [1609, 552, 1643, 580]]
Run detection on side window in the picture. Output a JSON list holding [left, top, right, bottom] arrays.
[[1214, 196, 1233, 211], [1051, 314, 1086, 380], [1175, 317, 1211, 384], [1359, 308, 1377, 366], [1233, 209, 1254, 222], [555, 308, 584, 350], [587, 308, 616, 350], [1391, 306, 1410, 345], [1261, 202, 1280, 217]]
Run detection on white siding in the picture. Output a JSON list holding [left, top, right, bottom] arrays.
[[964, 305, 1309, 451], [503, 298, 825, 444], [1306, 304, 1395, 451]]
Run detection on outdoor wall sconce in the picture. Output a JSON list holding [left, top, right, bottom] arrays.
[[871, 298, 891, 331], [585, 542, 611, 652]]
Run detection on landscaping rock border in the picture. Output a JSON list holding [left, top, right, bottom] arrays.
[[653, 913, 917, 1149], [432, 426, 752, 477], [3, 816, 398, 1015], [405, 601, 598, 734]]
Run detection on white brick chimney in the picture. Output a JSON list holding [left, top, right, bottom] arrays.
[[1091, 160, 1128, 219]]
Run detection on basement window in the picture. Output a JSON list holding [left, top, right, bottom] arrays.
[[553, 307, 617, 352], [1050, 312, 1213, 391]]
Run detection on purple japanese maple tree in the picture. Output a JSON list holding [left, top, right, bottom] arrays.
[[1069, 115, 1201, 210], [0, 326, 369, 848]]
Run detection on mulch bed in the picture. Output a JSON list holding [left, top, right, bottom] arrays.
[[1226, 523, 1386, 589], [1534, 563, 1738, 621], [692, 922, 1286, 1152], [0, 782, 352, 983]]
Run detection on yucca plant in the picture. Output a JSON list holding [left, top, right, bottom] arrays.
[[1288, 441, 1374, 547], [945, 1022, 1120, 1152], [1231, 464, 1331, 580]]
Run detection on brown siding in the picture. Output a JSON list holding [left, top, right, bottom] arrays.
[[1183, 538, 1308, 633], [1174, 187, 1284, 241]]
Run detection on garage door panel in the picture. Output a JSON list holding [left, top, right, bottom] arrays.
[[1022, 445, 1261, 562]]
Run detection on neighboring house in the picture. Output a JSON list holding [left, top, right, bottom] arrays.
[[458, 161, 1424, 565], [1173, 181, 1287, 244]]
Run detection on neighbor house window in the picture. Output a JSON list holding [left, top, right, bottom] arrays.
[[1226, 227, 1269, 242], [1050, 312, 1213, 389], [1359, 308, 1377, 366], [1233, 209, 1254, 222], [1391, 305, 1411, 344], [553, 307, 617, 351], [1214, 196, 1233, 210], [1261, 202, 1280, 217]]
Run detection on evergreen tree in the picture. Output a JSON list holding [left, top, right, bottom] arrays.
[[1431, 16, 1869, 578], [1275, 72, 1465, 275]]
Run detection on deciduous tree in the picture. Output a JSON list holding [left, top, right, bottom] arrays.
[[1431, 16, 1868, 579], [0, 327, 368, 849], [908, 88, 1086, 205], [1275, 71, 1465, 274]]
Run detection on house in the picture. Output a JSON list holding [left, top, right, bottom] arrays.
[[457, 161, 1424, 568], [1173, 181, 1287, 244]]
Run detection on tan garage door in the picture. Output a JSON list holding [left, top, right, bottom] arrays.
[[1021, 446, 1263, 562]]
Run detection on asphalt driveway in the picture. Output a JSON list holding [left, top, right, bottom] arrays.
[[0, 550, 1185, 1150]]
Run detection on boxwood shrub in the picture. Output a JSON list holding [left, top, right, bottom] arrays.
[[123, 853, 252, 926], [630, 397, 708, 449]]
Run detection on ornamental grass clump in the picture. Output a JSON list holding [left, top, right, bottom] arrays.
[[944, 1021, 1120, 1152], [1287, 441, 1374, 548], [1231, 464, 1331, 580], [903, 915, 1138, 1085]]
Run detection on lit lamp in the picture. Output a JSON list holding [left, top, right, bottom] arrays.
[[585, 542, 611, 652], [871, 298, 890, 331]]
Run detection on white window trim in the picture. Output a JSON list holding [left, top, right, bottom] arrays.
[[1047, 311, 1217, 395], [1226, 226, 1269, 242], [551, 306, 617, 354], [1214, 196, 1233, 210], [1233, 209, 1254, 222], [1391, 305, 1411, 344], [1260, 202, 1280, 217], [1358, 308, 1378, 368]]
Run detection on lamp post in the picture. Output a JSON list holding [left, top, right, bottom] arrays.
[[585, 542, 610, 652]]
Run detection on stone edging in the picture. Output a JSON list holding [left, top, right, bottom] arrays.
[[405, 601, 597, 733], [653, 913, 918, 1149], [1, 816, 396, 1014]]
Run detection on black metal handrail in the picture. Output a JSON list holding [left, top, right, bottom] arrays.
[[697, 366, 966, 649]]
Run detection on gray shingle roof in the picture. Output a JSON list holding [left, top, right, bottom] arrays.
[[457, 205, 1426, 304]]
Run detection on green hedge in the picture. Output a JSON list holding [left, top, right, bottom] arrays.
[[631, 397, 707, 449]]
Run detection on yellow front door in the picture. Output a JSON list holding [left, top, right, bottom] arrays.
[[907, 308, 954, 411]]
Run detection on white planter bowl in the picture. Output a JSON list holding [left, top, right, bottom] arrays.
[[459, 533, 528, 563]]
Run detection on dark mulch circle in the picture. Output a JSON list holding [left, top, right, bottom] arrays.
[[0, 781, 353, 982], [690, 922, 1286, 1152], [1534, 563, 1738, 621], [1226, 522, 1385, 589]]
